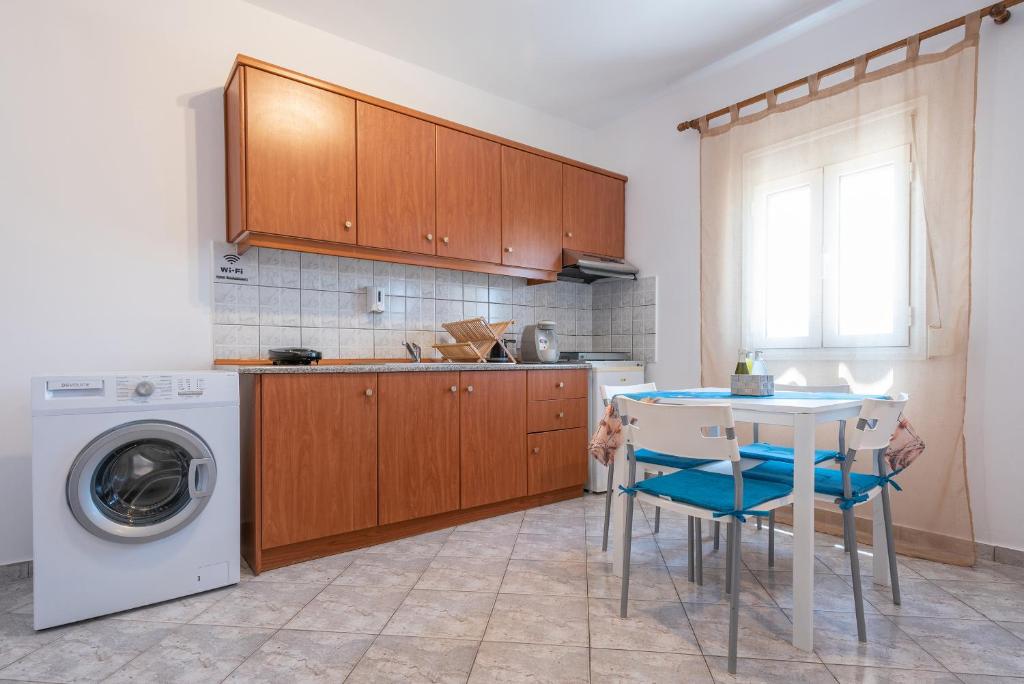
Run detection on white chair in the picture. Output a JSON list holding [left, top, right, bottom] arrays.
[[615, 397, 794, 674], [745, 393, 910, 642]]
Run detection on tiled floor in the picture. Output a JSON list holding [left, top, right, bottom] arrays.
[[2, 494, 1023, 682]]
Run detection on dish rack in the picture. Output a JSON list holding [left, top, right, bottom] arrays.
[[433, 317, 517, 363]]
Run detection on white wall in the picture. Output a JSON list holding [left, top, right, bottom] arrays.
[[587, 0, 1023, 552], [0, 0, 598, 564]]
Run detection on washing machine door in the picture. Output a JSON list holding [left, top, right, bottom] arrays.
[[66, 420, 218, 543]]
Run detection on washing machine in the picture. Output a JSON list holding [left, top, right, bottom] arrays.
[[31, 371, 240, 629]]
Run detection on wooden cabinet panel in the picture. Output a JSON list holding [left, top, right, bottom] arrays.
[[436, 127, 501, 263], [357, 102, 436, 254], [244, 67, 357, 243], [528, 398, 588, 434], [528, 428, 588, 495], [501, 146, 562, 271], [378, 372, 460, 525], [562, 165, 625, 258], [460, 370, 527, 509], [261, 374, 377, 548], [527, 369, 589, 401]]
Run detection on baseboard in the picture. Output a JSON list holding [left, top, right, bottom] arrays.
[[975, 541, 1024, 568], [0, 560, 32, 580]]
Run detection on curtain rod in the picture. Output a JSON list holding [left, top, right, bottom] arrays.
[[676, 0, 1017, 132]]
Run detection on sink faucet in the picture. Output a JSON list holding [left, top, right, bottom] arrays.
[[403, 341, 422, 362]]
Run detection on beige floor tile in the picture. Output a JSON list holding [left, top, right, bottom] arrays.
[[999, 621, 1024, 640], [0, 619, 177, 682], [362, 530, 451, 558], [590, 598, 701, 654], [468, 642, 589, 683], [657, 538, 727, 568], [247, 552, 359, 585], [933, 580, 1024, 622], [106, 623, 273, 683], [483, 594, 588, 646], [0, 613, 68, 670], [757, 572, 879, 614], [332, 555, 432, 588], [110, 586, 234, 624], [416, 557, 509, 592], [903, 559, 1024, 584], [956, 675, 1024, 683], [826, 663, 961, 683], [191, 581, 323, 628], [285, 585, 408, 634], [519, 517, 587, 536], [685, 603, 819, 663], [455, 512, 524, 535], [590, 561, 679, 601], [806, 611, 945, 670], [514, 533, 587, 563], [437, 531, 518, 559], [591, 648, 712, 683], [0, 581, 31, 615], [705, 655, 836, 682], [500, 560, 588, 597], [382, 589, 495, 640], [592, 535, 664, 564], [848, 578, 986, 619], [585, 513, 653, 538], [347, 635, 479, 683], [669, 568, 776, 606], [892, 615, 1024, 677], [742, 547, 833, 573], [226, 629, 373, 682], [814, 546, 921, 580]]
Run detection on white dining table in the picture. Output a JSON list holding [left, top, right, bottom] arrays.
[[609, 388, 889, 652]]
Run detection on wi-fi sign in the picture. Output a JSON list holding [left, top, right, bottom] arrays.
[[223, 254, 241, 264]]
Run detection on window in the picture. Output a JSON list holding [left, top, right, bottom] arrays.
[[743, 142, 919, 358]]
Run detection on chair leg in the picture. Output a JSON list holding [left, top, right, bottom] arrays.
[[714, 521, 720, 550], [687, 516, 695, 583], [843, 507, 867, 642], [620, 492, 637, 618], [768, 511, 775, 568], [725, 521, 734, 595], [727, 519, 743, 674], [694, 518, 704, 586], [601, 460, 615, 552], [756, 517, 762, 531], [654, 471, 663, 533], [881, 487, 902, 605], [843, 515, 851, 553]]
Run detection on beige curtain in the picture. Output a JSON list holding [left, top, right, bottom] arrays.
[[700, 19, 979, 564]]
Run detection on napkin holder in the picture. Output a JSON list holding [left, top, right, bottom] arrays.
[[731, 374, 774, 396]]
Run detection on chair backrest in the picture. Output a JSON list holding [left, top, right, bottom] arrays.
[[849, 393, 909, 452], [614, 396, 740, 463], [600, 382, 657, 407], [775, 383, 851, 393]]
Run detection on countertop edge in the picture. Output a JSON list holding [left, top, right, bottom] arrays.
[[230, 362, 593, 374]]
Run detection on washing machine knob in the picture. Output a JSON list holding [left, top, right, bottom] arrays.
[[135, 380, 155, 397]]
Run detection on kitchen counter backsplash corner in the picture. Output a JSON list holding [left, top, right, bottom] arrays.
[[214, 246, 656, 363]]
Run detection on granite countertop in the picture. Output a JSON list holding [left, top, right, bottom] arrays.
[[232, 362, 591, 374]]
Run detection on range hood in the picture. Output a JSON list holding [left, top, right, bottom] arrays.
[[557, 249, 638, 284]]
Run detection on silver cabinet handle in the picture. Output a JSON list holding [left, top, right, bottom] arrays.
[[557, 381, 565, 388], [344, 220, 353, 229], [365, 388, 373, 397], [466, 385, 474, 393], [426, 233, 434, 241], [558, 411, 565, 418], [450, 385, 457, 393]]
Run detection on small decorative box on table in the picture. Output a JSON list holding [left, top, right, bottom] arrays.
[[731, 374, 774, 396]]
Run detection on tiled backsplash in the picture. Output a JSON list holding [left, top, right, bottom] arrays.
[[213, 247, 656, 361]]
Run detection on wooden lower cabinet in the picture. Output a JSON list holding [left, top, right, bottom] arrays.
[[378, 372, 460, 524], [459, 370, 527, 509], [260, 373, 378, 549], [528, 428, 588, 495]]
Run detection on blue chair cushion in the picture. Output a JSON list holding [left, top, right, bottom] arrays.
[[635, 448, 715, 470], [631, 468, 793, 515], [743, 460, 885, 499], [739, 442, 839, 465]]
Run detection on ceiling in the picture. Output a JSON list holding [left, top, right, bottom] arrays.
[[247, 0, 843, 128]]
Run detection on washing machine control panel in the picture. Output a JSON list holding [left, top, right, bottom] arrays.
[[114, 375, 208, 402]]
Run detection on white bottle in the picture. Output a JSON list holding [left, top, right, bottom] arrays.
[[751, 350, 768, 376]]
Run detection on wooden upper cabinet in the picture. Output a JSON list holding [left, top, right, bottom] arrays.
[[260, 374, 378, 548], [435, 127, 502, 263], [240, 67, 357, 243], [357, 102, 436, 255], [562, 165, 625, 258], [459, 370, 527, 509], [501, 147, 563, 271], [378, 372, 460, 525]]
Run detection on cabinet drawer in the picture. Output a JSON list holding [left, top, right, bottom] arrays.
[[528, 428, 588, 495], [528, 397, 587, 433], [527, 369, 588, 401]]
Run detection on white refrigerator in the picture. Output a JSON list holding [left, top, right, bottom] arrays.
[[586, 360, 645, 492]]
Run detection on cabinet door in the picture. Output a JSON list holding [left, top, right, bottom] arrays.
[[378, 372, 460, 524], [460, 370, 527, 508], [244, 67, 357, 243], [562, 165, 625, 258], [436, 127, 501, 263], [528, 428, 588, 495], [261, 374, 377, 548], [357, 102, 436, 254], [500, 147, 562, 271], [527, 369, 589, 401], [527, 398, 588, 433]]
